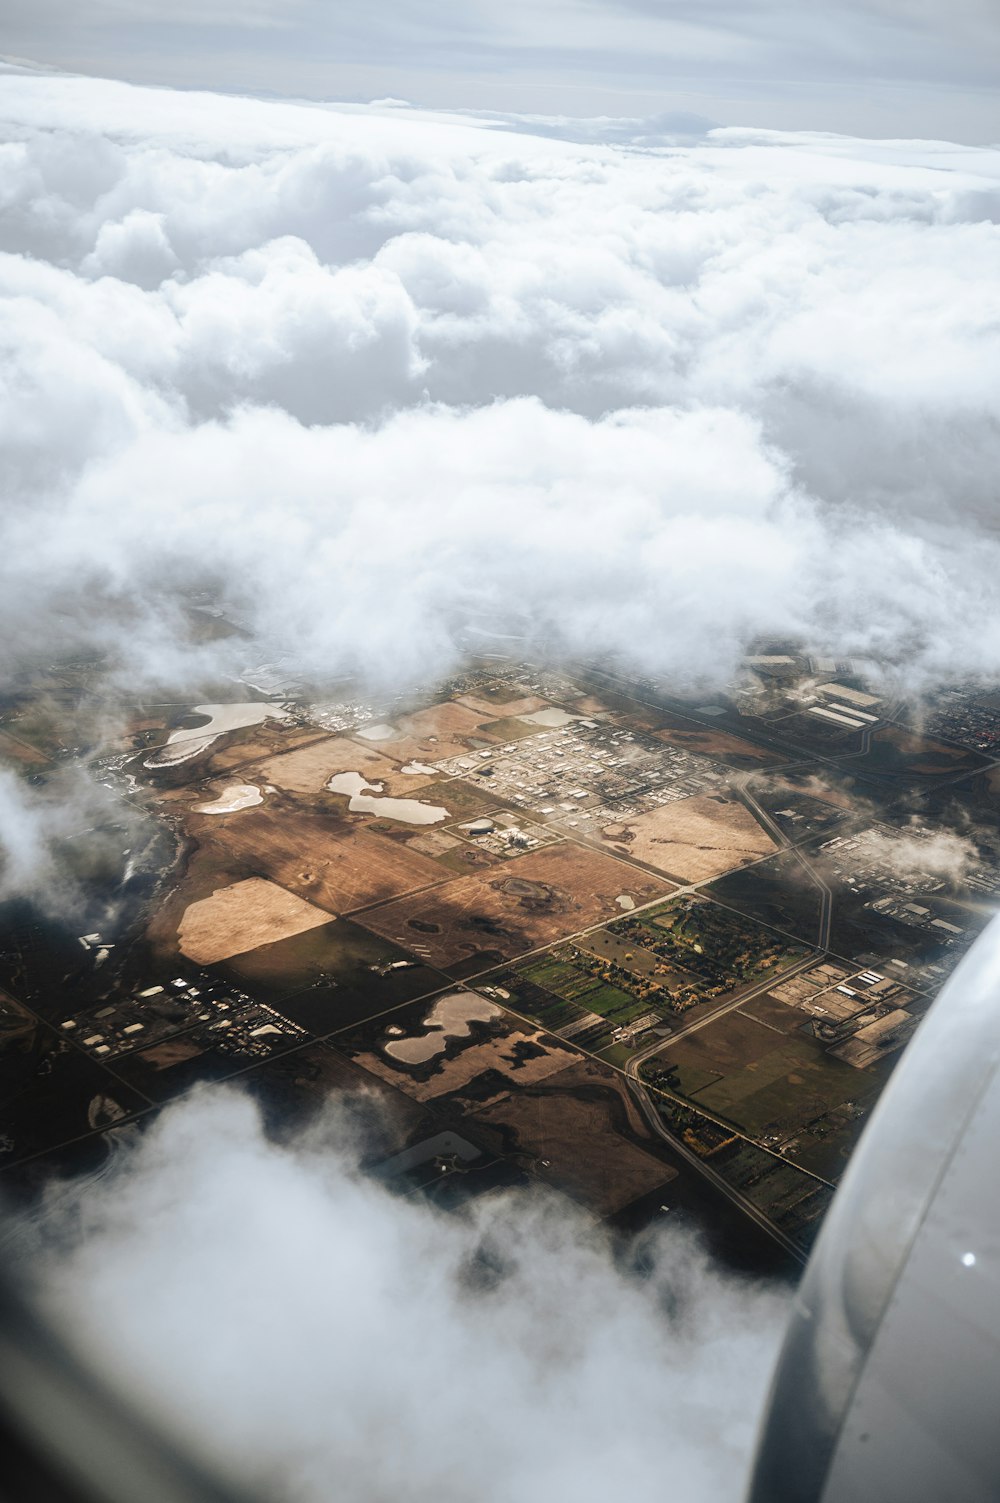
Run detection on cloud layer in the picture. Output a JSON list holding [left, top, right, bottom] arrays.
[[18, 1088, 787, 1503], [3, 0, 999, 139], [2, 73, 1000, 699]]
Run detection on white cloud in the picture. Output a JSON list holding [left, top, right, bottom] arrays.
[[2, 70, 1000, 891], [3, 0, 999, 139], [0, 73, 998, 705], [858, 823, 982, 887], [20, 1088, 787, 1502]]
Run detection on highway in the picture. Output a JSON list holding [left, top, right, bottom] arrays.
[[612, 768, 837, 1266], [622, 1054, 808, 1265], [733, 772, 833, 951]]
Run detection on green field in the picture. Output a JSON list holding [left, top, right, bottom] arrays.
[[609, 894, 806, 1011]]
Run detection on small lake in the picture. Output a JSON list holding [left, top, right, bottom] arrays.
[[385, 991, 502, 1064], [517, 708, 578, 728], [328, 771, 448, 825], [193, 784, 263, 815], [145, 703, 291, 767]]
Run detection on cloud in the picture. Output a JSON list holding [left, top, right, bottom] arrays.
[[16, 1087, 788, 1502], [0, 761, 162, 921], [0, 72, 999, 712], [857, 822, 982, 887], [3, 0, 1000, 139], [1, 71, 1000, 899]]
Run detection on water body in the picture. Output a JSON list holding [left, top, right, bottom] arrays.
[[385, 992, 501, 1064], [327, 771, 449, 825], [517, 708, 579, 728], [355, 723, 398, 742], [401, 761, 437, 775], [193, 784, 263, 815], [145, 703, 291, 767], [616, 894, 636, 911]]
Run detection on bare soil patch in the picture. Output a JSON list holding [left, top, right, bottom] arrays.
[[199, 807, 449, 916], [249, 736, 439, 796], [178, 877, 333, 964], [472, 1057, 675, 1215], [598, 795, 776, 882], [347, 701, 492, 763], [356, 841, 671, 971]]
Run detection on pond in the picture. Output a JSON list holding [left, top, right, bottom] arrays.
[[384, 991, 502, 1064], [327, 771, 448, 825]]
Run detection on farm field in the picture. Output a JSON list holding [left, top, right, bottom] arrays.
[[354, 842, 672, 974], [643, 1006, 885, 1180], [346, 700, 501, 763], [193, 805, 451, 917], [470, 1058, 677, 1216], [597, 794, 776, 881], [177, 877, 333, 964], [248, 735, 437, 796], [651, 714, 783, 768]]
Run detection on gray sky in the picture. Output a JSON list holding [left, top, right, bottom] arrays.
[[4, 0, 999, 142]]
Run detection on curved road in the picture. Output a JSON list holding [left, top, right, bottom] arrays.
[[618, 770, 838, 1265]]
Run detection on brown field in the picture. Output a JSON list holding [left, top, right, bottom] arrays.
[[355, 841, 671, 971], [145, 839, 247, 959], [471, 1058, 676, 1215], [246, 735, 440, 797], [664, 1009, 781, 1076], [0, 729, 50, 767], [133, 1037, 205, 1070], [874, 725, 982, 775], [403, 828, 465, 858], [737, 993, 812, 1035], [200, 725, 327, 778], [653, 719, 781, 767], [178, 877, 333, 964], [347, 701, 493, 762], [573, 695, 613, 717], [597, 795, 776, 882], [197, 807, 449, 916], [455, 693, 548, 719]]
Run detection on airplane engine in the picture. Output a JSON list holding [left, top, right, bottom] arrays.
[[747, 914, 1000, 1502]]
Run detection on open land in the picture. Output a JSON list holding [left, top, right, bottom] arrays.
[[354, 842, 672, 974], [3, 656, 998, 1271], [191, 805, 451, 918], [597, 794, 777, 881], [177, 878, 333, 965]]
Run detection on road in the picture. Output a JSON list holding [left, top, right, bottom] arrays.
[[733, 773, 833, 951], [613, 769, 837, 1265], [622, 1056, 808, 1264]]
